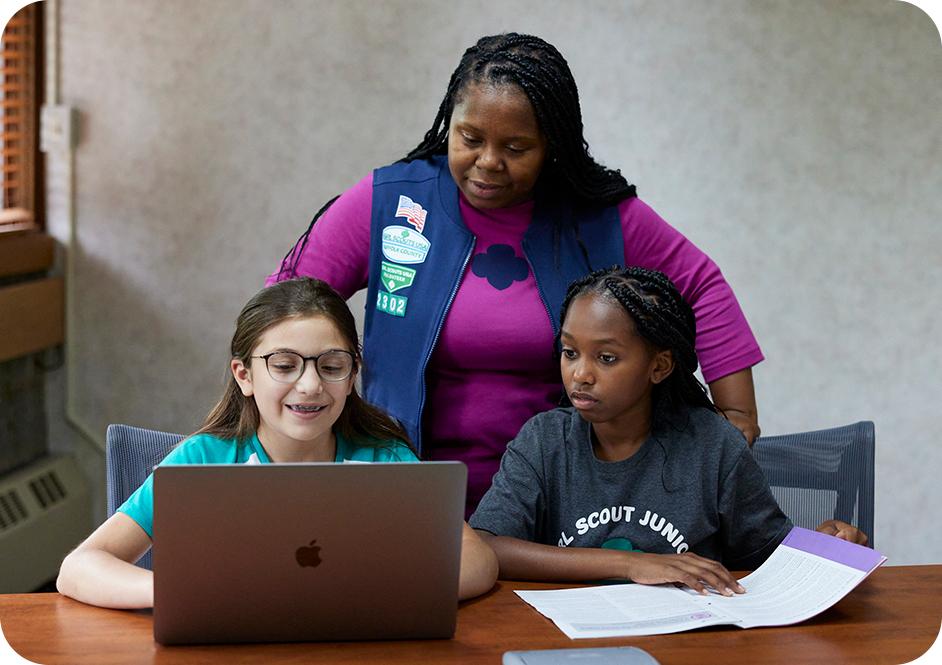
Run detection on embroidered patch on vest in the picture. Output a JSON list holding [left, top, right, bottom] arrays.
[[376, 291, 408, 317], [380, 261, 416, 293], [395, 195, 427, 233], [471, 244, 529, 290], [381, 225, 431, 265]]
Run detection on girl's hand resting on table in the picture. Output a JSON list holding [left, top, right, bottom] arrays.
[[816, 519, 868, 545], [625, 551, 746, 596]]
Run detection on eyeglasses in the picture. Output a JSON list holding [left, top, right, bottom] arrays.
[[251, 350, 355, 384]]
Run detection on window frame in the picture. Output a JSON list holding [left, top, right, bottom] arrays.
[[1, 1, 44, 234]]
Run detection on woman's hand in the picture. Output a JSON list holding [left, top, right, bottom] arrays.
[[708, 368, 760, 445], [723, 410, 761, 445], [624, 551, 745, 596], [816, 520, 868, 545]]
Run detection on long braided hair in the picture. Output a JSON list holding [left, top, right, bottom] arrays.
[[559, 266, 717, 415], [275, 33, 636, 280]]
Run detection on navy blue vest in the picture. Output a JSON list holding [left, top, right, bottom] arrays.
[[363, 156, 625, 453]]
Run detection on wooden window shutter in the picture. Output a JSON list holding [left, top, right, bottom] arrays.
[[1, 2, 43, 233]]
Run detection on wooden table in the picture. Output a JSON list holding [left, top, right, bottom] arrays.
[[2, 566, 940, 664]]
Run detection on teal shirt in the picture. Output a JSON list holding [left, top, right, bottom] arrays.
[[118, 431, 417, 537]]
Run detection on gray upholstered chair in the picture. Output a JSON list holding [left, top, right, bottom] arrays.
[[752, 421, 875, 547], [105, 424, 184, 570]]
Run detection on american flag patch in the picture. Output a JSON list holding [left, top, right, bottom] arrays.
[[395, 195, 428, 233]]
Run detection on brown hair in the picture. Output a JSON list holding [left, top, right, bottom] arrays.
[[194, 278, 412, 450]]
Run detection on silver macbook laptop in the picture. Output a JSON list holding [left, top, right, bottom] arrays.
[[152, 461, 466, 645]]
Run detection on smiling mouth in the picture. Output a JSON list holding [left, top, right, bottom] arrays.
[[287, 404, 326, 413], [468, 179, 505, 194]]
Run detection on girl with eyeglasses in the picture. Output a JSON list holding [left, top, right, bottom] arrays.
[[57, 278, 498, 609]]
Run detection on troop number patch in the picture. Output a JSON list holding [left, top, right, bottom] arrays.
[[376, 291, 408, 317]]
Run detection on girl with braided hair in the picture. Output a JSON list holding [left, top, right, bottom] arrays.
[[470, 266, 865, 590], [268, 33, 763, 515]]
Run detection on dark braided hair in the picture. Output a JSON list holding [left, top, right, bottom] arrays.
[[272, 195, 339, 282], [276, 32, 636, 279], [406, 32, 635, 206], [559, 266, 717, 415]]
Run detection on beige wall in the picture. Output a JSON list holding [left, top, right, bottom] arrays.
[[45, 0, 942, 563]]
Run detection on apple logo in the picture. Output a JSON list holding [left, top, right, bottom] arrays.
[[295, 539, 322, 568]]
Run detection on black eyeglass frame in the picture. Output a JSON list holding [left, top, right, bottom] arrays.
[[250, 349, 356, 383]]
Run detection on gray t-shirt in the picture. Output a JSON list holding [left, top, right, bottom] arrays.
[[469, 406, 792, 570]]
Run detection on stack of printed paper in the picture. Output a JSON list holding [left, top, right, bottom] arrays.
[[515, 527, 886, 638]]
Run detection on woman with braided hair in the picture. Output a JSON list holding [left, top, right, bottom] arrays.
[[268, 33, 763, 514], [469, 266, 866, 589]]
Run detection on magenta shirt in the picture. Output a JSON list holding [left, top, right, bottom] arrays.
[[268, 173, 763, 510]]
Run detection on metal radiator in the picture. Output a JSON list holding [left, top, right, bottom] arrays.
[[0, 454, 90, 592]]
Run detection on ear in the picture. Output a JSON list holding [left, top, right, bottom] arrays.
[[650, 349, 675, 385], [231, 358, 254, 397]]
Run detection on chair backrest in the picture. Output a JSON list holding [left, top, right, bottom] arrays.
[[105, 424, 185, 570], [751, 421, 875, 547]]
